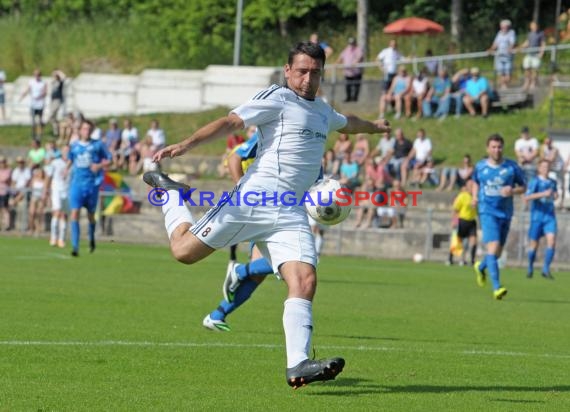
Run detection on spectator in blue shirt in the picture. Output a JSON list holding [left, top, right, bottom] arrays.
[[422, 68, 451, 119], [462, 67, 490, 117]]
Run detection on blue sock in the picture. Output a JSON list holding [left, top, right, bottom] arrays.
[[210, 278, 260, 320], [543, 247, 555, 275], [236, 258, 273, 280], [479, 257, 488, 272], [88, 222, 96, 243], [71, 220, 80, 251], [527, 249, 537, 274], [486, 254, 501, 290]]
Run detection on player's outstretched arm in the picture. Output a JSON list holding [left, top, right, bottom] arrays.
[[153, 113, 245, 162], [340, 116, 390, 135]]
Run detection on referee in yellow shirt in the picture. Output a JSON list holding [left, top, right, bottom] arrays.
[[449, 179, 478, 265]]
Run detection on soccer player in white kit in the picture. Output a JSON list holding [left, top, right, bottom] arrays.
[[144, 42, 391, 388], [45, 146, 70, 247]]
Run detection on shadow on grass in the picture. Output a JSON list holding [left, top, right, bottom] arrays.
[[513, 298, 570, 305], [308, 379, 570, 397], [318, 278, 406, 287]]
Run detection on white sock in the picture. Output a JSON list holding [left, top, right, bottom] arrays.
[[283, 297, 313, 368], [58, 219, 66, 241], [314, 233, 323, 255], [50, 216, 58, 240], [162, 190, 195, 239]]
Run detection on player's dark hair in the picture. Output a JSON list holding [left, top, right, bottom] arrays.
[[487, 133, 504, 146], [288, 42, 326, 68], [82, 119, 95, 134]]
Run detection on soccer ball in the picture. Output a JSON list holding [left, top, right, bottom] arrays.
[[412, 253, 424, 263], [305, 178, 351, 226]]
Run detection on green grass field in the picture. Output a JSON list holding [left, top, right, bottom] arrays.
[[1, 236, 569, 411]]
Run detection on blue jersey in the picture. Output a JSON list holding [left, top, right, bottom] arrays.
[[472, 158, 525, 219], [235, 133, 258, 160], [68, 139, 111, 188], [526, 176, 557, 220]]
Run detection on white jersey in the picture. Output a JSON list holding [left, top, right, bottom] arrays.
[[232, 85, 347, 201], [28, 78, 46, 110], [46, 158, 69, 193]]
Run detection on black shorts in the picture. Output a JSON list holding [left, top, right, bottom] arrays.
[[0, 194, 9, 208], [458, 218, 477, 238]]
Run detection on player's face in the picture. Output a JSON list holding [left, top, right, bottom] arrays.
[[538, 161, 549, 177], [79, 123, 91, 141], [486, 140, 503, 162], [284, 54, 322, 100]]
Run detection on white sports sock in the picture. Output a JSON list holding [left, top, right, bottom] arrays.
[[58, 219, 67, 241], [314, 233, 323, 255], [50, 216, 58, 240], [162, 190, 195, 239], [283, 297, 313, 368]]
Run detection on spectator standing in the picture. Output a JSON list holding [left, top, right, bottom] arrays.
[[377, 39, 402, 94], [462, 67, 490, 117], [488, 19, 516, 89], [10, 156, 31, 216], [309, 32, 334, 100], [20, 69, 48, 139], [0, 69, 6, 121], [118, 119, 138, 172], [514, 126, 539, 181], [0, 156, 11, 230], [336, 37, 364, 102], [422, 68, 451, 119], [517, 21, 546, 92], [48, 70, 66, 137], [424, 49, 439, 75]]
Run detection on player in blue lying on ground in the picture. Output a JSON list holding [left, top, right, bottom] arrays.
[[202, 130, 276, 332], [472, 134, 526, 300], [523, 159, 557, 280], [67, 120, 111, 257]]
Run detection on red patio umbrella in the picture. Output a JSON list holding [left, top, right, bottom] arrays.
[[383, 17, 444, 35]]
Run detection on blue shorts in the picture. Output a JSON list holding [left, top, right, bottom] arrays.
[[495, 55, 513, 75], [480, 214, 511, 246], [69, 185, 100, 213], [528, 216, 557, 241]]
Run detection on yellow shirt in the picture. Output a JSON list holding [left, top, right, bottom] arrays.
[[453, 191, 477, 221]]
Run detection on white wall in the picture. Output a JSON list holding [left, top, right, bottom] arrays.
[[1, 66, 280, 125]]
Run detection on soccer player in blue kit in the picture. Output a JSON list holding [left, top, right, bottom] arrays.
[[68, 120, 111, 257], [472, 134, 526, 300], [523, 159, 557, 279]]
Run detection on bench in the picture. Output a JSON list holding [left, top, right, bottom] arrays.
[[491, 88, 533, 109]]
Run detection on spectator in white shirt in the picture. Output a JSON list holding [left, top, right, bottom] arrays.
[[402, 128, 432, 186], [146, 119, 166, 154], [377, 39, 402, 93], [514, 126, 539, 181]]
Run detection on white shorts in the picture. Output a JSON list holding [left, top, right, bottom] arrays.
[[190, 198, 316, 273], [51, 189, 68, 212], [523, 55, 541, 70]]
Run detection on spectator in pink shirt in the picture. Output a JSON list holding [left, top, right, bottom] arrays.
[[336, 37, 364, 102]]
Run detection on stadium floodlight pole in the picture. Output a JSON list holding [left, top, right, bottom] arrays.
[[233, 0, 244, 66]]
